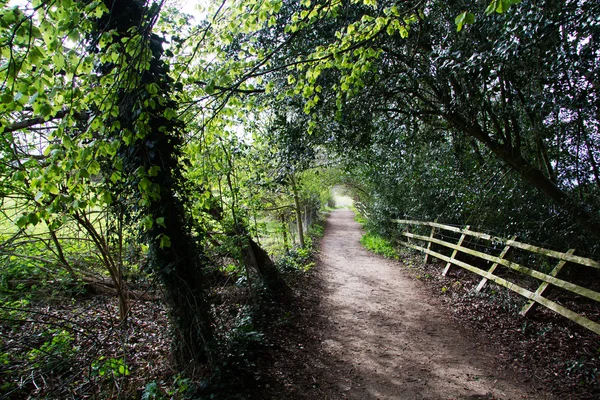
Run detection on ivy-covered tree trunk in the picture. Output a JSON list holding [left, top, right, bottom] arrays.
[[96, 0, 215, 366]]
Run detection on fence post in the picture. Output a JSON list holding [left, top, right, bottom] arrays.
[[521, 248, 575, 316], [424, 221, 437, 264], [475, 236, 516, 292], [442, 225, 469, 276]]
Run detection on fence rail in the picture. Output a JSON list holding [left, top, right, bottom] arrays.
[[392, 219, 600, 336]]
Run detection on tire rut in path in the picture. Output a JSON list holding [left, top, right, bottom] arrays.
[[314, 210, 550, 399]]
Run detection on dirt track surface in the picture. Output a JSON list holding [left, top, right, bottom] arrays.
[[307, 210, 550, 400]]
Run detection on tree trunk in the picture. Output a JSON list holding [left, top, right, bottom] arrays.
[[95, 0, 216, 365], [45, 223, 76, 279], [290, 174, 305, 247], [281, 214, 290, 252], [241, 237, 291, 298]]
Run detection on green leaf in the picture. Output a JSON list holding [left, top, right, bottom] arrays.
[[113, 158, 123, 171], [205, 80, 215, 95], [88, 160, 101, 175], [163, 108, 177, 120], [455, 12, 475, 32], [141, 215, 153, 229], [102, 191, 113, 204], [48, 184, 59, 195], [16, 215, 29, 228], [496, 0, 510, 13], [139, 177, 152, 191], [159, 234, 171, 248], [485, 0, 498, 15], [2, 10, 17, 26], [92, 3, 107, 18], [28, 213, 39, 226], [148, 165, 160, 177], [118, 364, 129, 376], [13, 170, 25, 182]]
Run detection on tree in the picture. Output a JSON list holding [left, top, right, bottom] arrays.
[[240, 0, 600, 243], [0, 0, 218, 366]]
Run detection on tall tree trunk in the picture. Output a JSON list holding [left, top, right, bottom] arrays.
[[96, 0, 215, 365]]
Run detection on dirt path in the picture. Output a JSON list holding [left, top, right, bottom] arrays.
[[305, 210, 550, 400]]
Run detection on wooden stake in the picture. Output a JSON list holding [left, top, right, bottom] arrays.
[[475, 236, 516, 292], [442, 226, 469, 276], [424, 222, 437, 264], [521, 249, 575, 316]]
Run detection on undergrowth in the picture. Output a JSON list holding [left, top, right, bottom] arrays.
[[194, 215, 327, 399], [277, 219, 324, 273]]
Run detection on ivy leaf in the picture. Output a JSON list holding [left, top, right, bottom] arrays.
[[159, 234, 171, 248]]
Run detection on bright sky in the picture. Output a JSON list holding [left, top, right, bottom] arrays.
[[173, 0, 206, 21]]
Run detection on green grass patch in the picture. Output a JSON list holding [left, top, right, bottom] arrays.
[[360, 232, 398, 259], [353, 211, 367, 225]]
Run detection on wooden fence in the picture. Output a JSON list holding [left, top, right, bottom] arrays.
[[392, 219, 600, 336]]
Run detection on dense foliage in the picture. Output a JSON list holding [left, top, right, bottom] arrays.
[[247, 0, 600, 252]]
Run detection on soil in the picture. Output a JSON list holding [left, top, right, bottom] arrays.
[[258, 210, 554, 399]]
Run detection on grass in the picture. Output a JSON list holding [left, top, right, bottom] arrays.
[[353, 210, 368, 225], [360, 232, 399, 259]]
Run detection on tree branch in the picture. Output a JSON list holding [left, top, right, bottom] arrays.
[[0, 110, 88, 134]]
